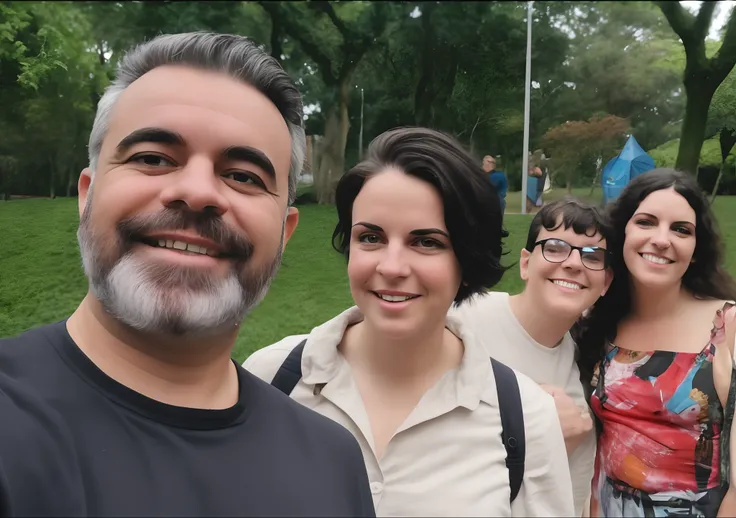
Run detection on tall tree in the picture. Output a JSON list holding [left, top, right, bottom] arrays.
[[0, 1, 269, 199], [657, 1, 736, 174], [538, 2, 684, 152], [351, 1, 569, 171], [0, 2, 101, 198], [258, 1, 398, 204], [542, 114, 630, 192]]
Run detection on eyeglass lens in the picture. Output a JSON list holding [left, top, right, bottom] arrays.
[[541, 239, 606, 270]]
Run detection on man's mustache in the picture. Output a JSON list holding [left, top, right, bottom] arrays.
[[116, 208, 254, 259]]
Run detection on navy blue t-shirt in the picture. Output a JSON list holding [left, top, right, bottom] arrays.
[[0, 321, 375, 517], [489, 171, 508, 199]]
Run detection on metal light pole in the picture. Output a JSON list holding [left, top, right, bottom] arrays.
[[520, 1, 533, 214], [358, 88, 365, 158]]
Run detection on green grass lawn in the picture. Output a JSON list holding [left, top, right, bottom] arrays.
[[2, 188, 736, 363]]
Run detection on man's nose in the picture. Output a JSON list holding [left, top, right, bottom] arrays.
[[159, 158, 230, 216]]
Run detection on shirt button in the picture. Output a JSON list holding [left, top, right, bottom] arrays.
[[370, 482, 384, 494]]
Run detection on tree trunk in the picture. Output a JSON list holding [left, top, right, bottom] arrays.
[[269, 16, 283, 62], [589, 155, 602, 196], [414, 3, 436, 127], [467, 116, 482, 156], [675, 78, 717, 175], [710, 160, 727, 204], [588, 172, 599, 196], [66, 166, 77, 197], [314, 81, 351, 205], [412, 3, 458, 129], [414, 64, 434, 127], [49, 158, 56, 199]]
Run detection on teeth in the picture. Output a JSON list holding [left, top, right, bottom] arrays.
[[153, 240, 211, 255], [553, 280, 582, 290], [192, 248, 209, 255], [377, 294, 415, 302], [642, 253, 670, 265]]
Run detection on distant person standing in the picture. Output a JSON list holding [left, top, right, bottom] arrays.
[[483, 155, 509, 237], [538, 150, 550, 202], [526, 150, 547, 214]]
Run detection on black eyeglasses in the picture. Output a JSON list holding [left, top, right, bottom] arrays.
[[531, 238, 609, 271]]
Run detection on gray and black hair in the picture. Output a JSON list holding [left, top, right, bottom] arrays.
[[88, 32, 306, 204]]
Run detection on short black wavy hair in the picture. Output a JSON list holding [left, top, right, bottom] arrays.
[[525, 197, 613, 252], [332, 126, 508, 305]]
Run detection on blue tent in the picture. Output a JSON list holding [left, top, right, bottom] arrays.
[[602, 135, 655, 204]]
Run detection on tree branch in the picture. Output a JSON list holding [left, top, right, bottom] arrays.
[[308, 1, 353, 40], [693, 1, 717, 43], [257, 1, 336, 85], [269, 14, 283, 63], [656, 1, 696, 51], [383, 45, 398, 76]]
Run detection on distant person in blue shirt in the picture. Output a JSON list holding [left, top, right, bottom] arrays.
[[483, 155, 509, 237]]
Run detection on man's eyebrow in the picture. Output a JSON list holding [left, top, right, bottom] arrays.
[[223, 146, 275, 180], [115, 127, 185, 156]]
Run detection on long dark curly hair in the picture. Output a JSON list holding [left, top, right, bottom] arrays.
[[573, 168, 736, 389]]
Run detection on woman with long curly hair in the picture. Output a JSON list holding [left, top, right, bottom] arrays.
[[574, 168, 736, 517]]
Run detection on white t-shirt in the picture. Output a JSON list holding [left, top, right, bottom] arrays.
[[450, 291, 595, 517]]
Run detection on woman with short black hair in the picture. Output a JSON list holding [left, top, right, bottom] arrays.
[[245, 126, 574, 516]]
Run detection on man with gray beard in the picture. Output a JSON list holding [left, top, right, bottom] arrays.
[[0, 32, 374, 517]]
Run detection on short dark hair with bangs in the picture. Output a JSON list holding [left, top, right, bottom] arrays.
[[332, 126, 508, 305], [524, 197, 613, 252]]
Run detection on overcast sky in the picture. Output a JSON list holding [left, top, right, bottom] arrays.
[[680, 0, 735, 39]]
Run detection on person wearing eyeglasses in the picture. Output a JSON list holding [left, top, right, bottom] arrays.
[[450, 198, 614, 517]]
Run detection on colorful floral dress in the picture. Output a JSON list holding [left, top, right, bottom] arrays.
[[590, 302, 736, 517]]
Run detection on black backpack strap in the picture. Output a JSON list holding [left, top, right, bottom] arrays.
[[270, 339, 307, 395], [491, 357, 526, 503], [271, 344, 525, 501]]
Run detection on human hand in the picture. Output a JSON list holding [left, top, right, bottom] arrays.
[[539, 384, 593, 450]]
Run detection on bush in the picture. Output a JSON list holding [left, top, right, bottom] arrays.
[[648, 137, 736, 195], [697, 165, 736, 195]]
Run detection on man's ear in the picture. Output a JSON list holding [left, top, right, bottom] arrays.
[[601, 267, 614, 297], [282, 207, 300, 247], [78, 169, 92, 217], [519, 248, 531, 281]]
